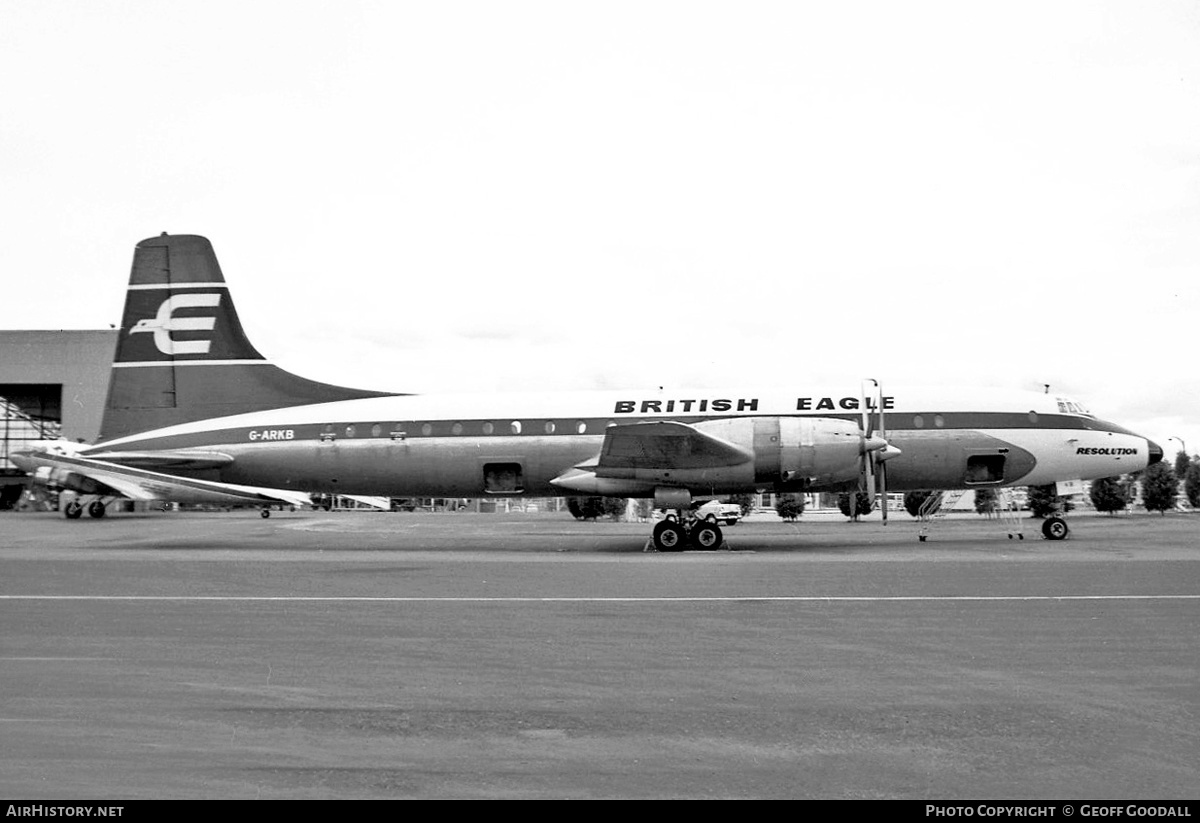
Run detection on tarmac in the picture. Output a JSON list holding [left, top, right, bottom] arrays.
[[1, 509, 1198, 799]]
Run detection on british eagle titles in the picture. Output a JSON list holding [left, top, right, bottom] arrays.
[[613, 396, 896, 415]]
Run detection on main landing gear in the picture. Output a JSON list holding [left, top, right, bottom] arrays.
[[648, 512, 725, 552], [63, 496, 114, 519]]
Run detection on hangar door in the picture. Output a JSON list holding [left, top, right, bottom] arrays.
[[1, 384, 62, 506]]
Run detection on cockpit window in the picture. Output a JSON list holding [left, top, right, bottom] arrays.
[[1055, 397, 1092, 416]]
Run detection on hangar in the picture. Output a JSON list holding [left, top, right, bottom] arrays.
[[0, 330, 117, 508]]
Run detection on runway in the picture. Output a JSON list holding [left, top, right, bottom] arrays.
[[2, 510, 1198, 799]]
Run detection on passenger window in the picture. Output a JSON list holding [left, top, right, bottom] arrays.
[[544, 421, 556, 434], [482, 422, 494, 435], [451, 422, 464, 435], [421, 423, 433, 436], [510, 421, 522, 435]]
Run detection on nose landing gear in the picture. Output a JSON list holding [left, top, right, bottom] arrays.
[[1041, 515, 1070, 540]]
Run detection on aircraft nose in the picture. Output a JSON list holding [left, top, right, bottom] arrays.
[[9, 450, 35, 473], [1146, 440, 1163, 465]]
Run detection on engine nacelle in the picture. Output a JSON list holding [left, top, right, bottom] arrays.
[[694, 416, 865, 488], [653, 487, 692, 509]]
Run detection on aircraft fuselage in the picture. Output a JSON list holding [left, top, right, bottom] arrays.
[[85, 386, 1153, 499]]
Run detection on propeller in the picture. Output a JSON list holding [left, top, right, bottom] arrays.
[[860, 379, 900, 524]]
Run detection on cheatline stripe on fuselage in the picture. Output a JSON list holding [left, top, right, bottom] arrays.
[[113, 360, 270, 368], [3, 595, 1198, 603], [125, 282, 231, 290], [93, 412, 1141, 453]]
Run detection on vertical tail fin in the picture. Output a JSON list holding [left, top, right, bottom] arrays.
[[101, 234, 396, 441]]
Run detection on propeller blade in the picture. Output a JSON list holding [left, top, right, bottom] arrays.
[[863, 441, 875, 495], [879, 458, 888, 525], [860, 378, 875, 439]]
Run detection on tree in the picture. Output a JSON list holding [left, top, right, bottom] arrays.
[[775, 494, 805, 521], [567, 497, 606, 520], [973, 487, 998, 517], [602, 497, 628, 521], [1140, 461, 1177, 515], [837, 491, 875, 521], [1185, 460, 1200, 509], [1174, 450, 1191, 479], [903, 490, 937, 518], [1089, 476, 1130, 515], [1026, 484, 1073, 518]]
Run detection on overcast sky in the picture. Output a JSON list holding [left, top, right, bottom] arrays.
[[2, 1, 1198, 457]]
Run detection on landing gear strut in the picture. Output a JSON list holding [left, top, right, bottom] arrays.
[[649, 511, 724, 552]]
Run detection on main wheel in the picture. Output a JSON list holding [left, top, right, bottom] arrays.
[[1042, 516, 1069, 540], [261, 509, 271, 519], [652, 521, 687, 552], [691, 522, 723, 550], [64, 501, 83, 519], [87, 501, 106, 519]]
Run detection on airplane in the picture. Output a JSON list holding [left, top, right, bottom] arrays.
[[11, 233, 1163, 549]]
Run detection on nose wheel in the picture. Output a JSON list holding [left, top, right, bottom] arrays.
[[1041, 516, 1070, 540]]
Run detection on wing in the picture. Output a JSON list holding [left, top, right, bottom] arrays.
[[21, 451, 312, 508], [551, 421, 753, 494], [591, 421, 754, 474]]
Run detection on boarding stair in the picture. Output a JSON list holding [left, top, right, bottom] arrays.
[[917, 488, 1025, 541], [996, 487, 1025, 540], [916, 489, 966, 542]]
